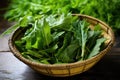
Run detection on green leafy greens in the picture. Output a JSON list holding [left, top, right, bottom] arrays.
[[1, 0, 108, 64], [3, 0, 120, 34], [15, 14, 106, 64]]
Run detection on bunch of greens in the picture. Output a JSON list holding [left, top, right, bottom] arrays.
[[15, 14, 106, 64], [3, 0, 120, 34], [0, 0, 107, 64]]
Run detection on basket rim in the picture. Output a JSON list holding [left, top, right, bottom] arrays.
[[8, 14, 115, 68]]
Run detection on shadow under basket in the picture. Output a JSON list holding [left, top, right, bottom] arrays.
[[8, 14, 115, 77]]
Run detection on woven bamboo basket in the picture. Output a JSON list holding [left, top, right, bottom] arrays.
[[9, 14, 115, 77]]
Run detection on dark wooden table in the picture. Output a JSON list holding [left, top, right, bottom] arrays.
[[0, 47, 120, 80]]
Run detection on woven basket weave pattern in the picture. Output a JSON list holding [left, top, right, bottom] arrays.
[[9, 14, 115, 77]]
